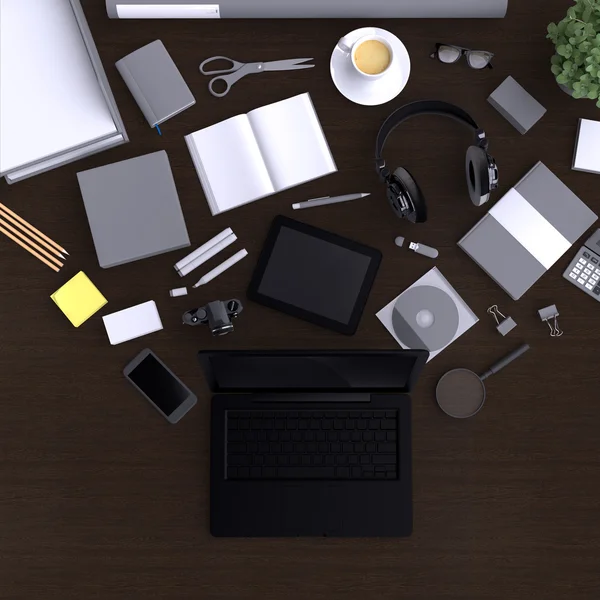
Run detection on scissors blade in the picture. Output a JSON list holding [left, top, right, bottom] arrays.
[[263, 58, 315, 72]]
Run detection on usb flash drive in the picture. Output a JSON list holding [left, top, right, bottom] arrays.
[[408, 242, 439, 259]]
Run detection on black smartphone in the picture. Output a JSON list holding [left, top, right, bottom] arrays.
[[123, 349, 197, 423]]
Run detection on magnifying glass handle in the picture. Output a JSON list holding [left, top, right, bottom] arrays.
[[480, 343, 530, 381]]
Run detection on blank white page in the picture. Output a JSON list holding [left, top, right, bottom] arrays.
[[0, 0, 118, 175], [185, 115, 274, 215], [248, 93, 337, 192]]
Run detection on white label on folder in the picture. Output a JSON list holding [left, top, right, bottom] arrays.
[[116, 4, 220, 18], [489, 188, 571, 270]]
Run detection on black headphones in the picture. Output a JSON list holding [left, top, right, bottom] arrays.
[[375, 100, 499, 223]]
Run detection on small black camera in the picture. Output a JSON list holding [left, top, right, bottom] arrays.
[[182, 299, 243, 336]]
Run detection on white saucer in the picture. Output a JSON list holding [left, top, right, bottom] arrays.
[[330, 27, 411, 106]]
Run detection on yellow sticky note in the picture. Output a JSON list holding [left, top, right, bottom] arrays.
[[51, 271, 107, 328]]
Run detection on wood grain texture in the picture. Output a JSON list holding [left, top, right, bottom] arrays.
[[1, 2, 600, 598]]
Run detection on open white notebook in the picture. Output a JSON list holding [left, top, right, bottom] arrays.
[[185, 93, 337, 215]]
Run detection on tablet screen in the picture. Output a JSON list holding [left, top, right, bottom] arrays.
[[248, 218, 381, 334]]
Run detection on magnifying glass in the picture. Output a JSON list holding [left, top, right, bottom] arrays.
[[436, 343, 530, 418]]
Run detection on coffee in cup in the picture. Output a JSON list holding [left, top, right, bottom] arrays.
[[354, 39, 391, 75], [337, 33, 394, 80]]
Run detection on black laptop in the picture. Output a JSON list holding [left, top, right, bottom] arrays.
[[200, 350, 428, 537]]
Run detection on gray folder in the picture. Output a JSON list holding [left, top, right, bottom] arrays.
[[77, 151, 190, 269], [116, 40, 195, 129]]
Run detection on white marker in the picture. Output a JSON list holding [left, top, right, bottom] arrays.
[[193, 249, 248, 288], [174, 227, 233, 273], [177, 233, 237, 277]]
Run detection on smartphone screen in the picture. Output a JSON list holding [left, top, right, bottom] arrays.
[[127, 354, 190, 416]]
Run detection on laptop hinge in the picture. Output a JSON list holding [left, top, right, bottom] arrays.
[[249, 393, 371, 403]]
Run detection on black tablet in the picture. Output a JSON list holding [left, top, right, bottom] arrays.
[[247, 216, 382, 335]]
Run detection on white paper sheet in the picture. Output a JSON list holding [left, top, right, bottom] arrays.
[[185, 115, 274, 215], [248, 93, 337, 192]]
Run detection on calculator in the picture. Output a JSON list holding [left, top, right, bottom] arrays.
[[563, 228, 600, 300]]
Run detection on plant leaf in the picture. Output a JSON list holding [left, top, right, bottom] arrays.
[[557, 72, 569, 84]]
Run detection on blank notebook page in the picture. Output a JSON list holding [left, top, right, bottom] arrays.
[[248, 93, 337, 192], [186, 115, 274, 214], [0, 0, 118, 174]]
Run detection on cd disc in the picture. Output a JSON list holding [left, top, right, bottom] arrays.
[[391, 285, 460, 351]]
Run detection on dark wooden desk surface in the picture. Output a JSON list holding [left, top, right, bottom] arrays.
[[2, 1, 600, 598]]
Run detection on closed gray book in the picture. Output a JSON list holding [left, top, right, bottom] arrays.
[[77, 150, 190, 268], [116, 40, 195, 129], [458, 162, 597, 300]]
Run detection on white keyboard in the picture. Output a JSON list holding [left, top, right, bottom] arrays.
[[563, 229, 600, 301]]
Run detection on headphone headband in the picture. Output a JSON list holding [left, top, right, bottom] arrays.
[[375, 100, 481, 161]]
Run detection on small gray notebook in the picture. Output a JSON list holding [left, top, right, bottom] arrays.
[[116, 40, 195, 129], [77, 150, 190, 268]]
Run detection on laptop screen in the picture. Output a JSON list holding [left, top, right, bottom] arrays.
[[199, 351, 427, 393]]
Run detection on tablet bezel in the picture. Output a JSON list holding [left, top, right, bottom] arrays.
[[247, 216, 382, 335]]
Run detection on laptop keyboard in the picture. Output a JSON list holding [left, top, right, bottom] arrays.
[[226, 410, 398, 480]]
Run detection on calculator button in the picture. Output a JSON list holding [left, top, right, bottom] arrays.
[[578, 278, 586, 284], [592, 257, 599, 264], [573, 268, 581, 275], [594, 286, 600, 295], [578, 257, 586, 264], [569, 272, 578, 279], [584, 251, 591, 258], [592, 274, 599, 281], [582, 274, 588, 280], [596, 269, 600, 276], [589, 263, 596, 269], [586, 283, 594, 290], [584, 268, 592, 275]]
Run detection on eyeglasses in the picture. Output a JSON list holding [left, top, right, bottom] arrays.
[[430, 43, 494, 70]]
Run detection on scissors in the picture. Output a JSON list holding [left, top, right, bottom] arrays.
[[199, 56, 315, 98]]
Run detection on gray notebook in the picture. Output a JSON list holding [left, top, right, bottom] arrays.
[[116, 40, 195, 129], [459, 162, 597, 300], [77, 150, 190, 268]]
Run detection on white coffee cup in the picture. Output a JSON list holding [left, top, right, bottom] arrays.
[[337, 33, 394, 80]]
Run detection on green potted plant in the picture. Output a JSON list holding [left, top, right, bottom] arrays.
[[547, 0, 600, 106]]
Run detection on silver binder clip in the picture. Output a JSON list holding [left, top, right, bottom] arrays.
[[538, 304, 563, 337], [487, 304, 517, 336]]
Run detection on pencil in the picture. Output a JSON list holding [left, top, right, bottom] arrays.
[[0, 216, 63, 267], [0, 202, 68, 256], [0, 207, 65, 259], [0, 224, 60, 272]]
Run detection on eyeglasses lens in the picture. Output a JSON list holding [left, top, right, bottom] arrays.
[[437, 45, 461, 63]]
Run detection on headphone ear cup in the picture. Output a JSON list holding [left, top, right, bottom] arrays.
[[466, 146, 491, 207], [393, 167, 427, 223]]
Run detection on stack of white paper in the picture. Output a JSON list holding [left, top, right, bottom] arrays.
[[0, 0, 127, 183]]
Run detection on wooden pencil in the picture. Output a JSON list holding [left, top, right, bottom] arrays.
[[0, 224, 60, 272], [0, 207, 65, 259], [0, 216, 63, 267], [0, 201, 68, 256]]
